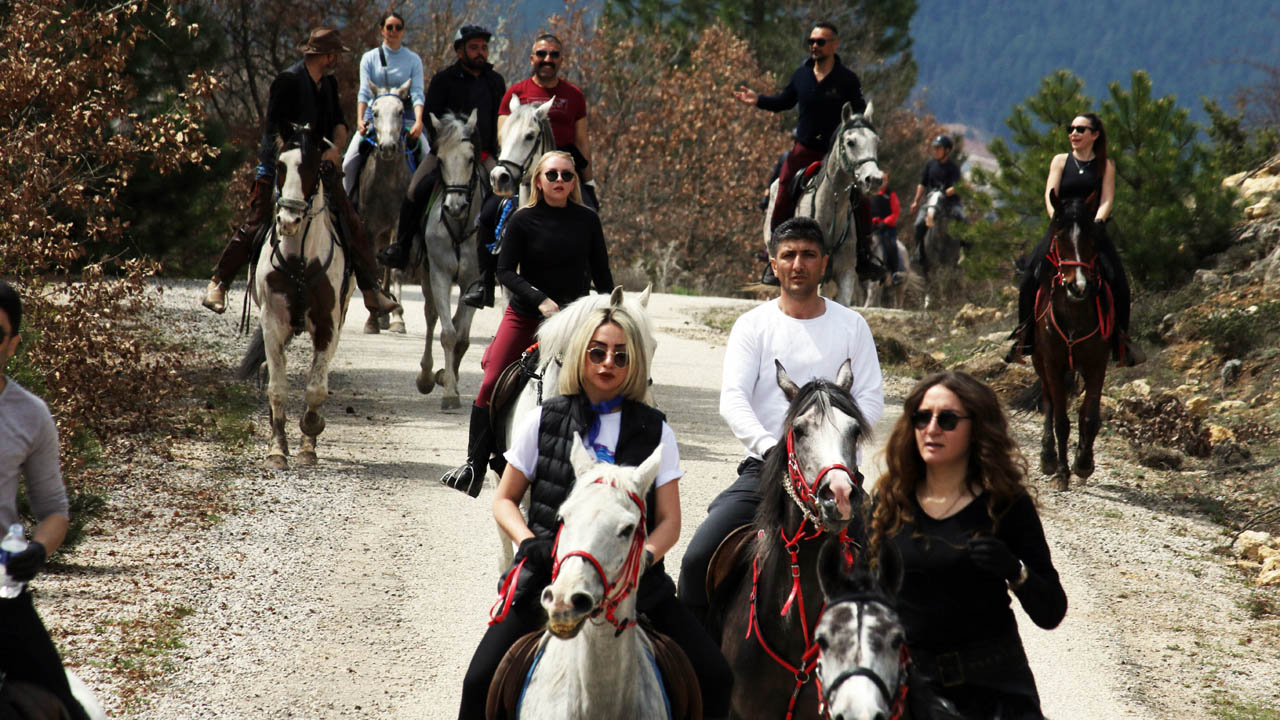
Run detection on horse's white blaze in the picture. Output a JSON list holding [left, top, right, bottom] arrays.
[[1070, 224, 1088, 296], [797, 404, 861, 521], [817, 604, 902, 720], [275, 148, 308, 239], [369, 79, 410, 156]]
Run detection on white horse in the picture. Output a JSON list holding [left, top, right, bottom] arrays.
[[764, 101, 884, 307], [240, 129, 353, 469], [492, 286, 654, 571], [358, 79, 413, 335], [516, 435, 669, 719], [410, 111, 483, 410], [490, 96, 555, 205], [861, 230, 912, 309]]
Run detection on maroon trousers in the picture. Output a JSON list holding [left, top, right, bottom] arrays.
[[475, 306, 542, 408], [770, 141, 826, 230]]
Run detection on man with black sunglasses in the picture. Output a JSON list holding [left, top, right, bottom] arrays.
[[380, 24, 506, 270], [733, 22, 866, 233], [677, 216, 884, 631]]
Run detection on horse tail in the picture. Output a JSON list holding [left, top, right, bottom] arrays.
[[238, 324, 267, 382], [1011, 378, 1043, 414]]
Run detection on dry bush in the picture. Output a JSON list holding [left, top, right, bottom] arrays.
[[0, 1, 215, 466]]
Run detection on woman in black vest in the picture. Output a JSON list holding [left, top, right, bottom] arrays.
[[456, 304, 731, 719], [870, 371, 1067, 719], [1005, 112, 1144, 366]]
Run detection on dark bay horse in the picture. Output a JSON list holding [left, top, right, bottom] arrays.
[[1029, 190, 1111, 490], [712, 359, 870, 720]]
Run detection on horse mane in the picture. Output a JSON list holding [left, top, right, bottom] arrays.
[[755, 378, 868, 569], [434, 112, 473, 151]]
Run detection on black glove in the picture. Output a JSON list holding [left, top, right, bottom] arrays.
[[967, 536, 1021, 583], [642, 549, 655, 574], [5, 541, 47, 583], [514, 537, 554, 574]]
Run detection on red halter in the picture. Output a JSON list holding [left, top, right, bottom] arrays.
[[550, 478, 649, 634]]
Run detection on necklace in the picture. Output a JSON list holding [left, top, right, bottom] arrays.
[[920, 489, 972, 520], [1071, 154, 1094, 175]]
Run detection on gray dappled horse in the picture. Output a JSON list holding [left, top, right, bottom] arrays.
[[358, 80, 413, 335], [490, 96, 555, 205], [409, 111, 483, 410], [0, 669, 109, 719], [241, 129, 354, 470], [764, 101, 884, 307], [918, 188, 964, 309]]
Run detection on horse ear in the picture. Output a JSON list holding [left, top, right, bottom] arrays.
[[1085, 190, 1099, 213], [430, 113, 442, 133], [397, 79, 411, 98], [842, 101, 855, 125], [638, 284, 651, 308], [535, 98, 554, 119], [570, 431, 597, 478], [610, 285, 624, 308], [368, 80, 379, 98], [863, 100, 874, 125], [835, 358, 853, 393], [1049, 187, 1062, 217], [465, 108, 478, 134], [775, 359, 800, 401], [877, 540, 905, 598], [817, 535, 852, 600], [633, 444, 663, 496], [508, 94, 522, 114]]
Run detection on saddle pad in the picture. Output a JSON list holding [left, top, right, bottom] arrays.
[[705, 524, 756, 606], [485, 627, 702, 720]]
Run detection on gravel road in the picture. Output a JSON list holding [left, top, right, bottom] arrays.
[[39, 281, 1279, 718]]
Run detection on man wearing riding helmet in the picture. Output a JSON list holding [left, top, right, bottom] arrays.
[[201, 27, 400, 318], [340, 11, 428, 199], [908, 134, 967, 269], [380, 25, 506, 270], [0, 281, 92, 720]]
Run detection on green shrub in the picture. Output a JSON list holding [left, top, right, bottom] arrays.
[[1191, 301, 1280, 358]]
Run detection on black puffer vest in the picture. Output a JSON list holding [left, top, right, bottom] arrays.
[[529, 393, 676, 611]]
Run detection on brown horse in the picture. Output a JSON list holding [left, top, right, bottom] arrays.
[[710, 360, 870, 720], [1029, 190, 1112, 490]]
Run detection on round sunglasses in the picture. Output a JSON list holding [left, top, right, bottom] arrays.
[[911, 409, 970, 431], [543, 169, 575, 182], [384, 23, 404, 31], [586, 346, 628, 368]]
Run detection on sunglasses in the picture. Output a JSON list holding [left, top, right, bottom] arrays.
[[543, 169, 575, 182], [1068, 125, 1094, 135], [384, 23, 403, 31], [586, 346, 628, 368], [806, 37, 828, 47], [534, 50, 562, 59], [911, 409, 970, 431]]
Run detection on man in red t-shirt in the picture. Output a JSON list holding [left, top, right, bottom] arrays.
[[498, 34, 592, 188]]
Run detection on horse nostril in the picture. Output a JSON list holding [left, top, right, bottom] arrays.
[[570, 592, 594, 614], [541, 587, 555, 605]]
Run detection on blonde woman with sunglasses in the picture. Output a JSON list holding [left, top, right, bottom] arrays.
[[440, 151, 612, 497], [868, 371, 1067, 719]]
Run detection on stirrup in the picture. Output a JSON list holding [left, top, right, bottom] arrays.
[[460, 279, 487, 309]]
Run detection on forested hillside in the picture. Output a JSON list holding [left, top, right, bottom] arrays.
[[911, 0, 1278, 135]]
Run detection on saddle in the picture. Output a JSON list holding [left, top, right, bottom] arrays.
[[705, 524, 756, 608], [488, 345, 541, 448], [486, 625, 702, 720], [785, 161, 824, 208]]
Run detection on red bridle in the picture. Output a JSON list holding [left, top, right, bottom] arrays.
[[1039, 232, 1114, 370], [550, 478, 648, 634]]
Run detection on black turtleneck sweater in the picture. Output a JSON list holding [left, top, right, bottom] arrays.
[[496, 200, 613, 318]]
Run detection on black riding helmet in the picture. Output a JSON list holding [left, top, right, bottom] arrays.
[[453, 24, 492, 49], [931, 134, 954, 151]]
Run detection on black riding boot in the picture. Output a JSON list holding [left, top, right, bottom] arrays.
[[911, 221, 927, 268], [1004, 267, 1041, 363], [440, 405, 493, 497], [461, 243, 497, 309]]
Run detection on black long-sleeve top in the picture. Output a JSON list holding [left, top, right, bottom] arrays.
[[889, 491, 1067, 654], [423, 60, 505, 157], [258, 61, 347, 169], [496, 201, 613, 318], [756, 54, 865, 152]]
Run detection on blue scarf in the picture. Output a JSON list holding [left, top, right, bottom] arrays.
[[587, 396, 623, 463]]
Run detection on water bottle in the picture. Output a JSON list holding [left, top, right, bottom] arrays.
[[0, 523, 28, 599]]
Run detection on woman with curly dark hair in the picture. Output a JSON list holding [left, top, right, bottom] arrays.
[[869, 371, 1067, 719]]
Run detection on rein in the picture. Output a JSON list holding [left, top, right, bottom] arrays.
[[551, 478, 649, 636], [744, 427, 862, 720], [1038, 231, 1114, 370], [438, 144, 483, 257], [815, 593, 910, 720]]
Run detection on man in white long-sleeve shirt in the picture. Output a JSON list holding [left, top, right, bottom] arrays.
[[677, 216, 884, 625]]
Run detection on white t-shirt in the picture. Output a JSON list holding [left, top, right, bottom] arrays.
[[505, 406, 682, 488], [720, 298, 884, 459]]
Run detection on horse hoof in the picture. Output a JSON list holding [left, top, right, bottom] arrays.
[[1073, 458, 1095, 479], [1040, 457, 1058, 477], [264, 455, 288, 470], [297, 450, 318, 466], [435, 369, 449, 386], [1055, 472, 1070, 491], [300, 411, 325, 437], [416, 371, 435, 395], [363, 317, 380, 334], [389, 320, 406, 334], [441, 396, 461, 411]]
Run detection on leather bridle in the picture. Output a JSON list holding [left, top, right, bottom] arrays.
[[816, 593, 911, 720]]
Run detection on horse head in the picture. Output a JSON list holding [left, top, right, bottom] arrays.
[[1048, 189, 1100, 301], [492, 96, 554, 197], [368, 79, 410, 158], [815, 538, 909, 720], [769, 359, 868, 533], [274, 123, 323, 245], [431, 110, 478, 220], [837, 101, 883, 194], [541, 434, 662, 639], [923, 188, 948, 229]]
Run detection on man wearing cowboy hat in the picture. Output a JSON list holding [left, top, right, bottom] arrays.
[[379, 24, 506, 270], [202, 27, 400, 317]]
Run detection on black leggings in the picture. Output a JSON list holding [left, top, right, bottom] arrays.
[[458, 574, 733, 719], [0, 592, 90, 720], [1017, 223, 1130, 334]]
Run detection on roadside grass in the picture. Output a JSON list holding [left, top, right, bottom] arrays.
[[697, 306, 743, 335], [90, 603, 195, 709], [192, 382, 259, 449], [1210, 692, 1280, 720]]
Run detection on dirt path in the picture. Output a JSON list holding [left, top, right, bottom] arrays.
[[48, 283, 1278, 718]]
